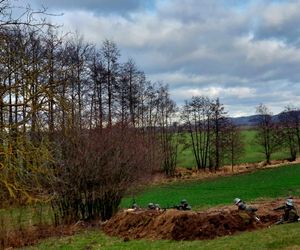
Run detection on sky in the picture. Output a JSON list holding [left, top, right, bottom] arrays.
[[24, 0, 300, 117]]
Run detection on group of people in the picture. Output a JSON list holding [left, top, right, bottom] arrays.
[[131, 199, 192, 211], [234, 197, 300, 225], [146, 199, 192, 211], [131, 197, 299, 225]]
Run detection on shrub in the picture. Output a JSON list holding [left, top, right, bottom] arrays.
[[51, 125, 160, 223]]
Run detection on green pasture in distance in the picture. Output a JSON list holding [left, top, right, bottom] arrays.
[[25, 221, 300, 250], [177, 129, 290, 168], [241, 129, 290, 164], [121, 164, 300, 209]]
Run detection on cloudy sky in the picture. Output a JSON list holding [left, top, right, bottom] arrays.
[[26, 0, 300, 116]]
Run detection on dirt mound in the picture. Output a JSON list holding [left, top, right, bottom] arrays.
[[103, 198, 300, 241]]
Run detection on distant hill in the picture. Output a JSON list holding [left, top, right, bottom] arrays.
[[229, 115, 261, 127], [230, 110, 300, 127]]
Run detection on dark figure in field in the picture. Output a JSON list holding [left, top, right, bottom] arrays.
[[148, 203, 161, 210], [274, 199, 299, 224], [131, 203, 139, 209], [234, 198, 260, 222], [174, 199, 192, 210]]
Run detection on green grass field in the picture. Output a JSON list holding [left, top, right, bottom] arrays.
[[177, 129, 290, 168], [25, 216, 300, 250], [20, 163, 300, 249], [122, 163, 300, 209], [10, 130, 298, 249]]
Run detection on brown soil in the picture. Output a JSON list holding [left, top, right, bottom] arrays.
[[103, 198, 300, 241]]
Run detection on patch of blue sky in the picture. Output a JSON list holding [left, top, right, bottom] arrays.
[[222, 0, 293, 10], [221, 0, 255, 11], [143, 0, 157, 12]]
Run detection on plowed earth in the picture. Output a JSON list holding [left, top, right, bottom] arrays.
[[103, 198, 300, 241]]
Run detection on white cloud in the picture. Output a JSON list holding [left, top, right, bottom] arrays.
[[261, 1, 300, 28], [28, 0, 300, 116], [235, 35, 300, 66], [171, 86, 256, 100]]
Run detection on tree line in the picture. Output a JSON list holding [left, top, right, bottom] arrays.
[[180, 101, 300, 172], [255, 104, 300, 164], [0, 0, 177, 222], [180, 96, 244, 171]]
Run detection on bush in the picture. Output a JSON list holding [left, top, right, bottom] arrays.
[[51, 125, 160, 223]]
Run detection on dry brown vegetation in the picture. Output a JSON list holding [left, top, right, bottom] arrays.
[[148, 158, 300, 186]]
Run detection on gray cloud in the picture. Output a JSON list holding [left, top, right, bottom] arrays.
[[29, 0, 153, 16], [252, 1, 300, 45], [28, 0, 300, 116]]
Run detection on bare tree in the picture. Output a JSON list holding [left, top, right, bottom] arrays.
[[89, 48, 105, 130], [101, 39, 120, 128], [0, 0, 58, 31], [278, 106, 300, 161], [210, 98, 227, 170], [51, 125, 160, 223], [181, 96, 212, 170], [0, 1, 177, 218], [157, 85, 178, 176], [118, 59, 141, 127], [181, 96, 234, 171], [224, 122, 245, 171], [255, 104, 279, 164]]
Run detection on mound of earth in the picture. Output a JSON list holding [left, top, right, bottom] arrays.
[[103, 198, 300, 241]]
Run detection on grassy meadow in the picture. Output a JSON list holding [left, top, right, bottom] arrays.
[[122, 163, 300, 209], [8, 129, 300, 249], [24, 163, 300, 250], [24, 222, 300, 250], [177, 129, 291, 168]]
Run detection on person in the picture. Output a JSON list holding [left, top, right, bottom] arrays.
[[179, 199, 192, 210], [125, 201, 140, 212], [148, 203, 161, 210], [274, 198, 299, 224], [131, 203, 139, 209], [174, 199, 192, 210], [234, 198, 260, 222]]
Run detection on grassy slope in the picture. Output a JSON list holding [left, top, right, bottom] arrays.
[[19, 131, 298, 249], [25, 222, 300, 250], [23, 163, 300, 249], [122, 164, 300, 209], [177, 129, 290, 168]]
